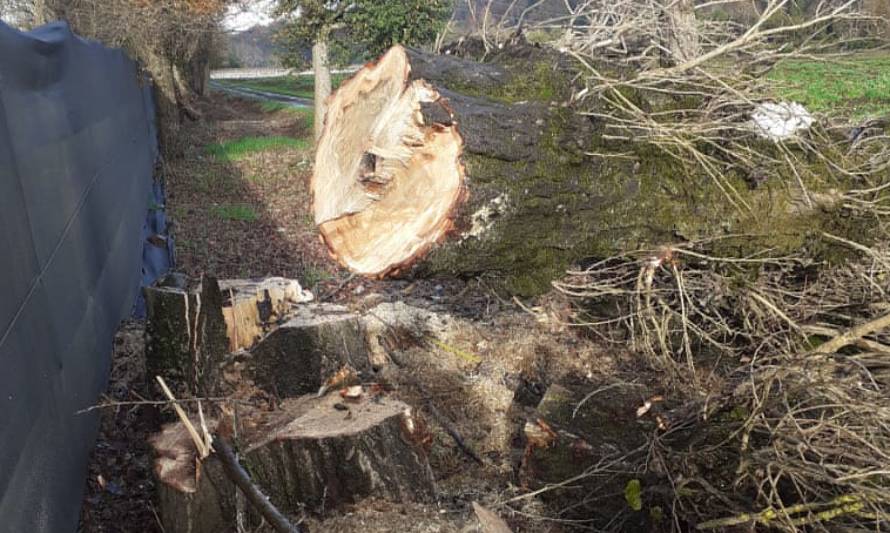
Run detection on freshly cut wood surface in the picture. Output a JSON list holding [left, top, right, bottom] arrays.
[[314, 45, 465, 277]]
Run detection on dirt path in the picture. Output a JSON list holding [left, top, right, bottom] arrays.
[[167, 94, 345, 290]]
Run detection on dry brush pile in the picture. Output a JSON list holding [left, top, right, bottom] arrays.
[[488, 0, 890, 530]]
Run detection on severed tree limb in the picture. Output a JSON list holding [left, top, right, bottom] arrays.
[[813, 311, 890, 355], [213, 437, 303, 533], [802, 324, 890, 354]]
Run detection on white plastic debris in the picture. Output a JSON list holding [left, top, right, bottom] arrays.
[[751, 101, 814, 140]]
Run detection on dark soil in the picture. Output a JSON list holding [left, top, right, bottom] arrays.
[[78, 321, 162, 533]]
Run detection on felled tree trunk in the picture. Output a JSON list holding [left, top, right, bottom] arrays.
[[313, 44, 602, 295], [313, 45, 857, 295]]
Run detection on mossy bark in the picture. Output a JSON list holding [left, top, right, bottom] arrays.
[[391, 47, 875, 295]]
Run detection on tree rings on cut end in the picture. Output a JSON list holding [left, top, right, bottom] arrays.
[[313, 45, 466, 277]]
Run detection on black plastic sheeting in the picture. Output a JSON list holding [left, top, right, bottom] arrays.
[[0, 20, 165, 532]]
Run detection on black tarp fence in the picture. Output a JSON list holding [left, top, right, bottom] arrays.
[[0, 20, 162, 532]]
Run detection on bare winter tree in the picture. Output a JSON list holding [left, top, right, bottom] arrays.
[[21, 0, 232, 154]]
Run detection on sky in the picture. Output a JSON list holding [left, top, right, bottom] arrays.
[[222, 0, 278, 32]]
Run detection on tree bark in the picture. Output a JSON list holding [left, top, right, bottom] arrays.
[[312, 44, 866, 295], [312, 39, 331, 142], [145, 276, 229, 398], [248, 303, 371, 398], [189, 32, 213, 98]]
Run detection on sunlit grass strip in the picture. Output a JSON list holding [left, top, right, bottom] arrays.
[[210, 203, 258, 222], [206, 136, 309, 161]]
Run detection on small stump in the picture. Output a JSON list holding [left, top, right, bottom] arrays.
[[520, 381, 655, 529], [248, 304, 371, 398]]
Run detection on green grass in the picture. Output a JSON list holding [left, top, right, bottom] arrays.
[[769, 53, 890, 118], [259, 102, 315, 132], [210, 203, 258, 222], [206, 135, 309, 161], [220, 73, 347, 100], [259, 101, 298, 113], [301, 264, 335, 288]]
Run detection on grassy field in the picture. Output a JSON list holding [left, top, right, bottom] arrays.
[[218, 73, 348, 100], [769, 52, 890, 118]]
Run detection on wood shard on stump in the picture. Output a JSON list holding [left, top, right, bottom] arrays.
[[151, 420, 234, 533], [248, 303, 371, 398], [245, 390, 436, 515]]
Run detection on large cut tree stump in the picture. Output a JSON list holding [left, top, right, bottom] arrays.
[[245, 389, 436, 514], [313, 44, 874, 295], [151, 390, 436, 532]]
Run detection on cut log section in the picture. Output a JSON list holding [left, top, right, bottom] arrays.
[[313, 45, 466, 278], [248, 303, 371, 398], [245, 389, 436, 515], [314, 44, 872, 295], [312, 44, 602, 292]]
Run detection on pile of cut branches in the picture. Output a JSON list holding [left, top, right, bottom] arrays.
[[555, 236, 890, 530]]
